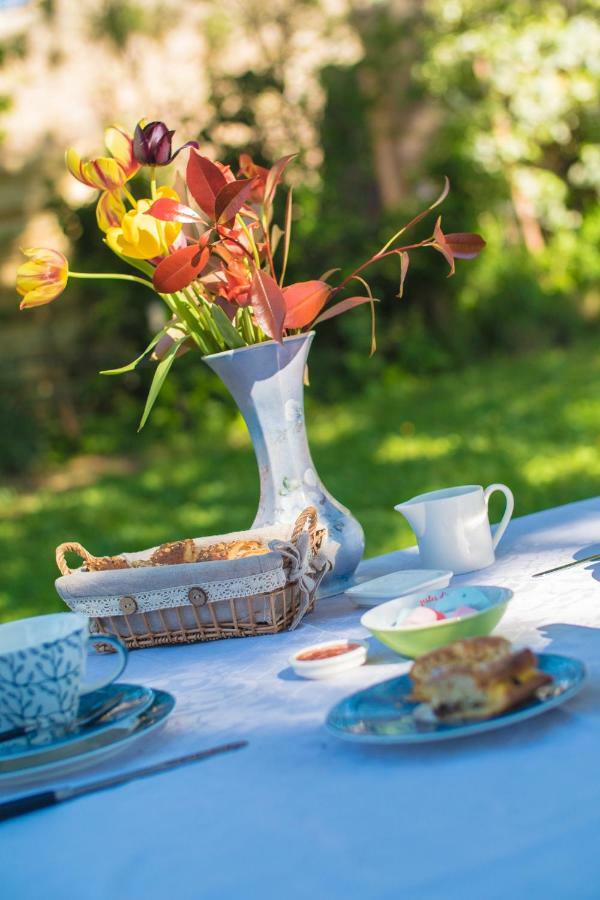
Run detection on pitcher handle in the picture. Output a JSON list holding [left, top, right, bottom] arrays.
[[483, 483, 514, 550]]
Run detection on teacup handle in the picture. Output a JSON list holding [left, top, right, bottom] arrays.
[[483, 483, 514, 550], [80, 635, 128, 695]]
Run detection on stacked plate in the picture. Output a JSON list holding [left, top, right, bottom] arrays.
[[0, 683, 175, 786], [344, 569, 453, 608]]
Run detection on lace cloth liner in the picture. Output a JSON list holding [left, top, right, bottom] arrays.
[[62, 567, 288, 617]]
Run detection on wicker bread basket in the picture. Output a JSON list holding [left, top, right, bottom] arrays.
[[55, 507, 328, 650]]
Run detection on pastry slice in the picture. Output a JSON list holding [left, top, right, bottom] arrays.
[[409, 636, 552, 722]]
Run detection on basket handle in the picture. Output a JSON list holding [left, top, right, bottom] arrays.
[[55, 542, 96, 576], [290, 506, 318, 545]]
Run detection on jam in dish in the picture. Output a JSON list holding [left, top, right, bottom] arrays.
[[297, 643, 361, 662]]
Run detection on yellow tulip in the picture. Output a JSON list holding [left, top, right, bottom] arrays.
[[96, 190, 126, 232], [105, 187, 182, 260], [16, 248, 69, 309], [66, 125, 139, 191]]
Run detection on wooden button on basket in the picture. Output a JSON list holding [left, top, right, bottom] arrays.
[[54, 507, 329, 650]]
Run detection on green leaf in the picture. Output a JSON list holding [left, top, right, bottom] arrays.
[[211, 304, 245, 349], [100, 325, 170, 375], [138, 336, 187, 431]]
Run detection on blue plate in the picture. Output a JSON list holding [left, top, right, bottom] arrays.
[[0, 683, 155, 763], [326, 653, 587, 744], [0, 689, 175, 784]]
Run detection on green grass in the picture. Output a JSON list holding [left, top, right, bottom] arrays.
[[1, 340, 599, 622]]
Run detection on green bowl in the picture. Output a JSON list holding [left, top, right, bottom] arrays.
[[360, 586, 512, 659]]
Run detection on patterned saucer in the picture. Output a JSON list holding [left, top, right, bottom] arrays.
[[0, 682, 156, 776], [326, 653, 586, 744], [0, 689, 174, 785]]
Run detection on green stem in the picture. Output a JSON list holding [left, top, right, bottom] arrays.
[[236, 214, 261, 268], [168, 293, 214, 354], [122, 185, 137, 207], [70, 271, 155, 291], [150, 168, 157, 200], [184, 288, 224, 350], [261, 212, 277, 279], [329, 241, 433, 299], [244, 308, 256, 343]]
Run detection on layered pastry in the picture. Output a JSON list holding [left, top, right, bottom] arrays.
[[409, 636, 552, 722]]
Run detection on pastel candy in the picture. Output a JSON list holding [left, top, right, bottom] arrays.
[[402, 607, 442, 627], [393, 608, 413, 627], [450, 604, 478, 619]]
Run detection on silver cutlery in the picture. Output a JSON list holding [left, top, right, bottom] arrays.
[[0, 740, 248, 821], [532, 553, 600, 578]]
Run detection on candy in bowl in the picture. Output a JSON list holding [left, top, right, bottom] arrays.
[[360, 585, 512, 658]]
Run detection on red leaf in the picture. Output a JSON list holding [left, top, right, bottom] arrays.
[[153, 244, 210, 293], [319, 267, 340, 282], [264, 154, 296, 207], [313, 296, 378, 325], [249, 269, 286, 342], [186, 152, 227, 219], [443, 232, 486, 259], [432, 216, 455, 276], [396, 251, 410, 298], [282, 280, 331, 329], [149, 198, 205, 224], [215, 179, 256, 224]]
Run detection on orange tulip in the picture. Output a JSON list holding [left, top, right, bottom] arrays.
[[16, 248, 68, 309], [66, 126, 139, 192]]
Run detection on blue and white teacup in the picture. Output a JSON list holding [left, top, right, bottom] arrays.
[[0, 612, 127, 735]]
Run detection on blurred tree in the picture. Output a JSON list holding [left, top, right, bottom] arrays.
[[0, 0, 598, 475]]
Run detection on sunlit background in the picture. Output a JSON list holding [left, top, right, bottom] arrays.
[[1, 0, 599, 620]]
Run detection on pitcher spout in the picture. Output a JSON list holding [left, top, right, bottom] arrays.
[[394, 500, 426, 538]]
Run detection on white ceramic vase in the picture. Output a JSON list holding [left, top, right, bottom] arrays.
[[203, 332, 365, 595]]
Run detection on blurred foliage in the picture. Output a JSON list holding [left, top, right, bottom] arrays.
[[0, 0, 598, 476], [2, 338, 599, 621]]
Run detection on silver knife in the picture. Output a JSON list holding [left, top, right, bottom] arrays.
[[0, 740, 248, 822], [532, 553, 600, 578]]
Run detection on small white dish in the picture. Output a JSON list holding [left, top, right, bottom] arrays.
[[290, 639, 368, 680], [344, 569, 453, 608]]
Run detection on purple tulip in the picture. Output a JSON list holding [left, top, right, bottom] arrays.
[[133, 121, 198, 167]]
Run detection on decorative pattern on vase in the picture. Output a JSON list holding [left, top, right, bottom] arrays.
[[204, 332, 365, 595]]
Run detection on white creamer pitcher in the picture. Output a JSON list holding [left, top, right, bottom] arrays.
[[395, 484, 514, 575]]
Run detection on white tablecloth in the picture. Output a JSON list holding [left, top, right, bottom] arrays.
[[3, 498, 600, 899]]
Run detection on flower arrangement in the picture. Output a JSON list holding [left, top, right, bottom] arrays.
[[16, 120, 485, 428]]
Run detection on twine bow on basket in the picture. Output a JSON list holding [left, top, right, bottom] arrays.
[[270, 510, 331, 630]]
